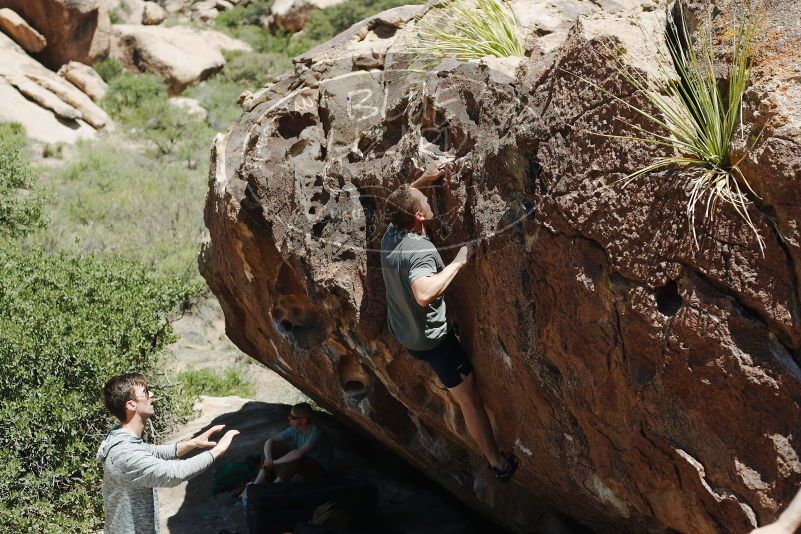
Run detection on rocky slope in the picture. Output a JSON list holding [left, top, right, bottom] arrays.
[[0, 0, 110, 68], [0, 0, 251, 142], [200, 0, 801, 531], [0, 31, 110, 143]]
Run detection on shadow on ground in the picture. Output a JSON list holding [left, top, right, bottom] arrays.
[[161, 397, 515, 534]]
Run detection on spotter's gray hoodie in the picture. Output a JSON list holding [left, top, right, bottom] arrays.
[[96, 427, 214, 534]]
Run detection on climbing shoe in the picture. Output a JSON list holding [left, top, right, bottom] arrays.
[[490, 451, 519, 482]]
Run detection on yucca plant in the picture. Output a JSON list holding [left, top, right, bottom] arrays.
[[409, 0, 524, 63], [572, 7, 765, 251]]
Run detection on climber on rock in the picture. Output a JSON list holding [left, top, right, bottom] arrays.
[[379, 160, 519, 482]]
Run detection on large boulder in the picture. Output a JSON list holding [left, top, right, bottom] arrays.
[[57, 61, 108, 102], [201, 0, 801, 532], [0, 0, 109, 68], [0, 33, 109, 142], [168, 96, 208, 121], [112, 0, 166, 25], [0, 8, 46, 53], [163, 0, 187, 15], [269, 0, 348, 33], [110, 24, 251, 95], [110, 0, 145, 24], [142, 1, 166, 25]]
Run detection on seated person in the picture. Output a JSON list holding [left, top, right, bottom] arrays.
[[254, 402, 330, 483]]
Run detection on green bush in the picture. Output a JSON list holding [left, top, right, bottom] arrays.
[[177, 367, 255, 398], [100, 69, 214, 161], [27, 140, 209, 284], [103, 71, 167, 119], [0, 244, 199, 532], [0, 123, 44, 239], [223, 50, 293, 88], [215, 0, 274, 29], [185, 79, 244, 132], [141, 99, 212, 157], [185, 51, 292, 131], [93, 56, 125, 83]]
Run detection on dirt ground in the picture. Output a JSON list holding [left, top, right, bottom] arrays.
[[164, 296, 309, 405]]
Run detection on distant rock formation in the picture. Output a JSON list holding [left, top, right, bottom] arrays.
[[109, 24, 251, 95], [0, 32, 110, 143], [0, 0, 109, 68], [201, 0, 801, 531], [0, 8, 46, 53], [142, 1, 166, 25], [58, 61, 108, 102], [110, 0, 146, 24], [268, 0, 348, 33], [190, 0, 246, 22]]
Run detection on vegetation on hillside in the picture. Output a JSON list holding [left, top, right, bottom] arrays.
[[26, 60, 212, 284], [177, 367, 255, 398], [0, 125, 199, 532], [214, 0, 425, 55], [0, 123, 44, 238]]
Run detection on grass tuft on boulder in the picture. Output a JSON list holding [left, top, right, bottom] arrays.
[[574, 7, 765, 251], [410, 0, 524, 65]]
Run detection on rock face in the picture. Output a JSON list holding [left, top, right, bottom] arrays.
[[201, 0, 801, 532], [190, 0, 240, 22], [163, 0, 187, 15], [0, 8, 46, 53], [58, 61, 108, 102], [110, 24, 251, 95], [0, 0, 109, 68], [110, 0, 145, 24], [0, 33, 109, 142], [168, 96, 208, 121], [142, 1, 166, 25], [269, 0, 348, 33]]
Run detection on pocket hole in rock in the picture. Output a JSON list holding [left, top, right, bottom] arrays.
[[655, 281, 682, 317], [338, 353, 369, 403], [276, 112, 317, 139]]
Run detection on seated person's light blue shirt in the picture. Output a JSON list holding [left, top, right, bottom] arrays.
[[275, 424, 331, 467]]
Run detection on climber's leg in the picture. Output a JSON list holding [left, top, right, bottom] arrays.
[[448, 370, 508, 471], [408, 330, 509, 471]]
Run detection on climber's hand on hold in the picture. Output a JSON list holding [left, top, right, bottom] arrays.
[[411, 161, 449, 189], [453, 243, 475, 267]]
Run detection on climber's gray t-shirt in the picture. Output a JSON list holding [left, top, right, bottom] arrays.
[[380, 224, 448, 351]]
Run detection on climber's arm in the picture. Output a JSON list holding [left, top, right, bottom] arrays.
[[410, 161, 451, 190], [410, 246, 471, 307], [751, 487, 801, 533]]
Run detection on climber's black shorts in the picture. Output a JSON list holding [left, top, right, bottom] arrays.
[[407, 329, 473, 389]]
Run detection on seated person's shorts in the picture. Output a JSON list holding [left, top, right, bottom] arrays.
[[407, 329, 473, 388]]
